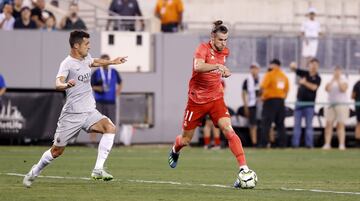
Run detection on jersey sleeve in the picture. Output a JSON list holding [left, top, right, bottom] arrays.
[[194, 44, 208, 60], [295, 69, 308, 77], [56, 61, 70, 78]]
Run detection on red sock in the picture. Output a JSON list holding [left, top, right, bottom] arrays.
[[173, 135, 185, 153], [225, 131, 247, 166], [214, 136, 221, 146], [204, 136, 211, 146]]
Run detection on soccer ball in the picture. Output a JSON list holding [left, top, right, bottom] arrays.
[[235, 169, 258, 189]]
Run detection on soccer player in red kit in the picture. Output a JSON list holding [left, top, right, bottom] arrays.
[[168, 20, 251, 186]]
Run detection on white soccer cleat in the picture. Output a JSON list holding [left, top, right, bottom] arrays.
[[23, 164, 37, 188], [91, 169, 113, 181]]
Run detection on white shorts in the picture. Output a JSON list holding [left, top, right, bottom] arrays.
[[324, 105, 349, 124], [53, 109, 108, 146], [302, 40, 318, 58]]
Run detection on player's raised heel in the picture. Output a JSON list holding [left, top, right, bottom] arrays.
[[91, 169, 113, 181], [23, 164, 37, 188], [168, 149, 180, 168]]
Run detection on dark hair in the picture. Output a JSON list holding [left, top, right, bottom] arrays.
[[20, 6, 30, 13], [270, 59, 281, 66], [100, 54, 110, 60], [211, 20, 228, 34], [69, 30, 90, 48], [310, 58, 319, 63]]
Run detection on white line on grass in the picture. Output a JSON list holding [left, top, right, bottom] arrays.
[[280, 187, 360, 195], [2, 173, 360, 195], [3, 173, 231, 189]]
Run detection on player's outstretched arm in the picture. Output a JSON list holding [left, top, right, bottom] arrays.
[[91, 56, 128, 67], [55, 76, 75, 91]]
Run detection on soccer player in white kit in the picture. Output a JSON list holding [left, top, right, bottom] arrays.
[[23, 30, 127, 187]]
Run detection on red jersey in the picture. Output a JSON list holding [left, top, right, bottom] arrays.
[[188, 42, 229, 104]]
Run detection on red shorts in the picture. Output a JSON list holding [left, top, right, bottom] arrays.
[[182, 98, 230, 130]]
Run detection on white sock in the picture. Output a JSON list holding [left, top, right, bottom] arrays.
[[33, 149, 54, 176], [94, 133, 115, 170], [240, 165, 249, 171]]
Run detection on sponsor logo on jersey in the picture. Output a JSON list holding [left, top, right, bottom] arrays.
[[78, 73, 91, 83]]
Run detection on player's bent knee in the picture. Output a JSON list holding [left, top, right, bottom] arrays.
[[51, 146, 65, 158], [220, 125, 233, 134], [104, 124, 116, 134]]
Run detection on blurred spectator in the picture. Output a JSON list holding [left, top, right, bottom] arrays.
[[323, 66, 348, 150], [259, 59, 289, 148], [0, 73, 6, 110], [0, 0, 12, 11], [108, 0, 143, 31], [90, 54, 122, 144], [301, 7, 322, 67], [352, 72, 360, 147], [155, 0, 183, 33], [43, 14, 55, 31], [60, 3, 86, 30], [31, 0, 54, 28], [242, 63, 261, 146], [12, 0, 22, 19], [14, 6, 36, 29], [50, 0, 58, 8], [290, 59, 321, 148], [0, 3, 15, 30], [203, 117, 221, 149]]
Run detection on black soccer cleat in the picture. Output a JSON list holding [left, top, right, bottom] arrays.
[[168, 149, 180, 168]]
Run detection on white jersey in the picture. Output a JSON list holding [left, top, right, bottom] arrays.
[[301, 20, 321, 39], [56, 54, 95, 113], [327, 76, 348, 104]]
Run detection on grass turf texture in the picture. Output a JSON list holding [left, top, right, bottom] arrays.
[[0, 146, 359, 201]]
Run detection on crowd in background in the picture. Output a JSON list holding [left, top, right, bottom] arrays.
[[0, 0, 185, 33], [0, 0, 87, 31], [1, 1, 360, 149], [106, 0, 183, 32]]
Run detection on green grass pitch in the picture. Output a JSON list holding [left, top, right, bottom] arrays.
[[0, 146, 359, 201]]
